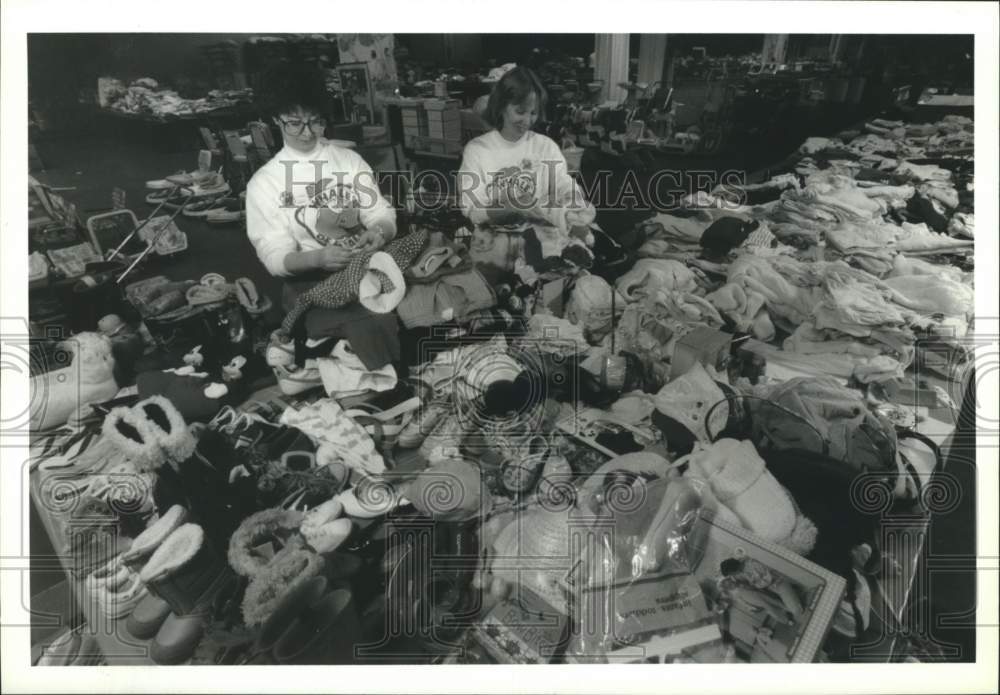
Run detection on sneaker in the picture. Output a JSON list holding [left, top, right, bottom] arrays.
[[274, 362, 323, 396], [265, 336, 296, 368]]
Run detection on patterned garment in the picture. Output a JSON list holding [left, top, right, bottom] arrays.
[[280, 230, 429, 336], [280, 398, 385, 477]]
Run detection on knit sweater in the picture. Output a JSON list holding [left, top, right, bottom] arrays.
[[246, 140, 397, 277]]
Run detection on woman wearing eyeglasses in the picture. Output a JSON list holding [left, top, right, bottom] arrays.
[[247, 64, 401, 370], [247, 64, 397, 279]]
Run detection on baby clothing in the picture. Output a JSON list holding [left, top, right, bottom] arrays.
[[280, 399, 385, 477]]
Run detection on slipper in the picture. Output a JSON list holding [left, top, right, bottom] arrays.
[[182, 195, 231, 217], [234, 277, 273, 315], [185, 283, 231, 307], [145, 189, 193, 206], [122, 505, 189, 570], [205, 208, 246, 225], [334, 483, 404, 520]]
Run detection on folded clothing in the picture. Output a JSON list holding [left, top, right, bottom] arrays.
[[881, 274, 973, 317], [825, 221, 973, 256], [396, 267, 496, 329]]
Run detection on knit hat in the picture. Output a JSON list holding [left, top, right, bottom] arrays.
[[684, 439, 817, 556], [358, 251, 405, 314]]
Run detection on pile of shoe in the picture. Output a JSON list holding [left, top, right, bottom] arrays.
[[119, 506, 238, 664], [145, 170, 231, 211]]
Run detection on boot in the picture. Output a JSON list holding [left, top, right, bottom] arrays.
[[123, 505, 189, 639], [137, 523, 233, 664]]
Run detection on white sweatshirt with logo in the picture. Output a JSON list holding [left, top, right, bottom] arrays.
[[246, 140, 396, 277], [458, 130, 596, 232]]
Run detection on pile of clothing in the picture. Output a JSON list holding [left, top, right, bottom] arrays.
[[99, 77, 254, 117]]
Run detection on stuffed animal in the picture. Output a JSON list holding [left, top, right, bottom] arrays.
[[30, 332, 119, 431]]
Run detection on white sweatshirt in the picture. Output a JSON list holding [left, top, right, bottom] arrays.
[[458, 130, 596, 231], [246, 140, 396, 277]]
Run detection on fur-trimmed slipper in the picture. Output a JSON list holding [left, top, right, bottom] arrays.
[[140, 523, 205, 585], [227, 508, 306, 578], [103, 406, 166, 473], [123, 505, 189, 570], [134, 395, 197, 462], [241, 548, 325, 627]]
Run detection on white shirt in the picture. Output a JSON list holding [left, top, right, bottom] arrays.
[[458, 130, 596, 231], [246, 140, 396, 277]]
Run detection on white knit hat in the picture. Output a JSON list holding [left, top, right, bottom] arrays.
[[358, 251, 406, 314]]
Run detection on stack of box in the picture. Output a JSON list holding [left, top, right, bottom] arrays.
[[401, 102, 427, 148], [420, 99, 462, 155]]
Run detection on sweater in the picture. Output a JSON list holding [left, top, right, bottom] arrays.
[[458, 130, 595, 232], [246, 140, 397, 277]]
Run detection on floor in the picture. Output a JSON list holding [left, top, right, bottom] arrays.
[[27, 123, 977, 661]]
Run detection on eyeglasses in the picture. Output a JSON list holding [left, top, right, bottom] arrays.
[[278, 117, 327, 136]]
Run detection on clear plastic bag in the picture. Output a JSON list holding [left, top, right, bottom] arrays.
[[563, 475, 715, 661]]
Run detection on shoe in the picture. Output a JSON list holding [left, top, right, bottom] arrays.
[[121, 504, 189, 572], [139, 523, 233, 664], [134, 396, 198, 462], [234, 277, 273, 315], [273, 588, 359, 664], [145, 188, 193, 206], [126, 593, 173, 639], [274, 363, 323, 396], [181, 195, 231, 218], [145, 170, 217, 190], [266, 335, 296, 368], [96, 572, 148, 620], [201, 196, 246, 224]]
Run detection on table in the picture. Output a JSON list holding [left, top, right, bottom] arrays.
[[29, 365, 960, 665]]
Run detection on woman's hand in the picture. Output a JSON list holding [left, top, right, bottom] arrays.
[[354, 228, 387, 254], [316, 244, 355, 271], [500, 184, 536, 214]]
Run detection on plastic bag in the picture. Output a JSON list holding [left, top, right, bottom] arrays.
[[563, 475, 712, 661]]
